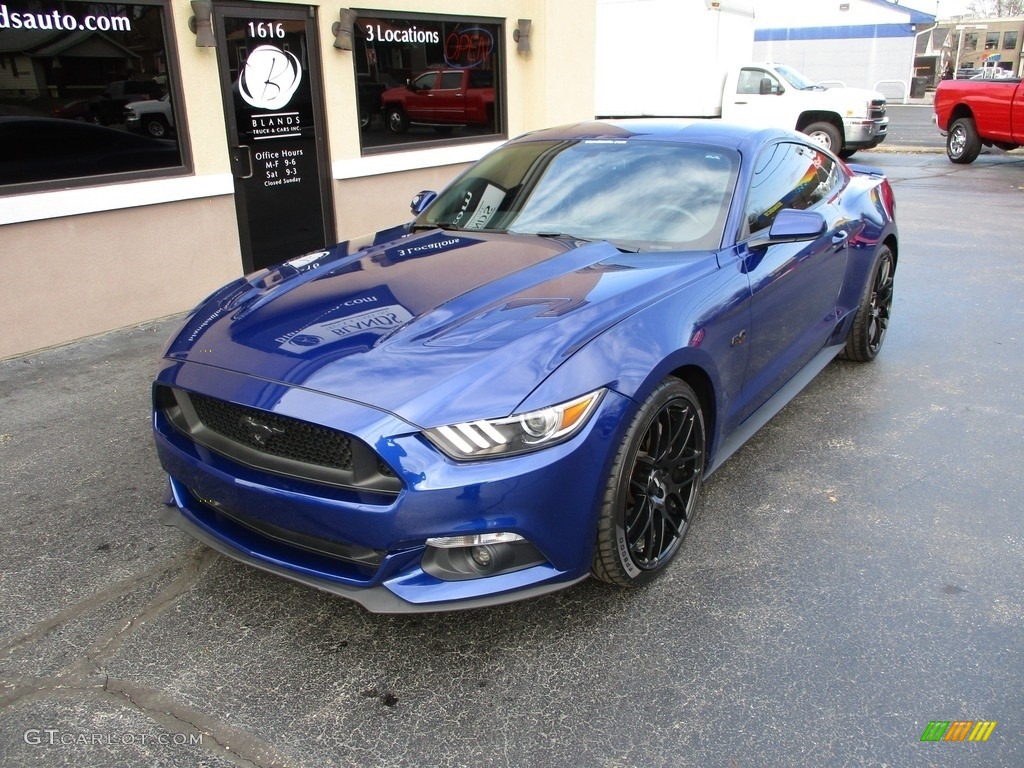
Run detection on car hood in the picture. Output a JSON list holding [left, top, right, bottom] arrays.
[[166, 229, 718, 427], [822, 86, 885, 105]]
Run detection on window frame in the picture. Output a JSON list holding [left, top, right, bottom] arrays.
[[0, 0, 191, 196], [741, 140, 846, 241], [736, 68, 781, 96], [353, 9, 507, 156]]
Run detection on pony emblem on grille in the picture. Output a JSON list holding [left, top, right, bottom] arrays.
[[240, 414, 286, 446]]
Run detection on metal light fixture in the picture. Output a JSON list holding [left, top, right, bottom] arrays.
[[332, 9, 358, 51], [188, 0, 215, 48], [513, 18, 531, 54]]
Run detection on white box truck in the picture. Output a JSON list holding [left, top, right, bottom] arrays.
[[595, 0, 889, 157]]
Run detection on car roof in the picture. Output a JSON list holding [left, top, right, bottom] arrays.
[[508, 119, 793, 153]]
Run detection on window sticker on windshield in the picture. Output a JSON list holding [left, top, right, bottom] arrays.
[[286, 251, 330, 269], [464, 183, 506, 229]]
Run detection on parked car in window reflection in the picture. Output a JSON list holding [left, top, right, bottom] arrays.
[[124, 95, 175, 139], [51, 99, 94, 122], [88, 79, 164, 126], [0, 117, 180, 186]]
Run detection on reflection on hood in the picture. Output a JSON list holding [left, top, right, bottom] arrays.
[[266, 285, 412, 355]]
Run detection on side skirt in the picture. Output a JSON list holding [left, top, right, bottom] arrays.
[[706, 342, 844, 477]]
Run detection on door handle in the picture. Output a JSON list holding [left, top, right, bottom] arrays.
[[831, 230, 849, 249], [231, 145, 253, 179]]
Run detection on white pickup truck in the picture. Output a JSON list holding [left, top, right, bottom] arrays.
[[595, 0, 889, 158], [720, 63, 889, 157], [123, 95, 174, 139]]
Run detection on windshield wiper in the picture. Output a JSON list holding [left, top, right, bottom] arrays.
[[532, 231, 596, 242], [411, 221, 466, 232], [530, 232, 638, 253]]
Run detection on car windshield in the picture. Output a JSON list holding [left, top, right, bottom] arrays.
[[774, 64, 819, 90], [415, 139, 739, 251]]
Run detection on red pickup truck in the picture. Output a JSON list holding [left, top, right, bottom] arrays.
[[381, 69, 494, 134], [934, 77, 1024, 163]]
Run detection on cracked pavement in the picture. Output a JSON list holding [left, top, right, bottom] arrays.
[[1, 152, 1022, 767]]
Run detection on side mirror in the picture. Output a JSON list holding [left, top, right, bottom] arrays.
[[410, 190, 437, 215], [747, 209, 826, 249], [758, 78, 774, 95]]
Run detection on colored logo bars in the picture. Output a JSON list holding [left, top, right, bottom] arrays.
[[921, 721, 997, 742]]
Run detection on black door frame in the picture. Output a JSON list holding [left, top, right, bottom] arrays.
[[212, 1, 336, 273]]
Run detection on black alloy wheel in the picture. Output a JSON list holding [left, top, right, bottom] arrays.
[[593, 379, 706, 586], [841, 245, 895, 362]]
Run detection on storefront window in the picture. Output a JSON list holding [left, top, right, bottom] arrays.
[[0, 0, 185, 189], [353, 12, 504, 152]]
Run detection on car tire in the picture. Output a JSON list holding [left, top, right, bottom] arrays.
[[804, 121, 842, 154], [947, 117, 982, 164], [386, 106, 409, 134], [840, 245, 894, 362], [592, 378, 706, 586], [143, 116, 170, 138], [839, 148, 858, 159]]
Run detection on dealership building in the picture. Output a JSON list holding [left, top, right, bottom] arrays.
[[0, 1, 594, 359]]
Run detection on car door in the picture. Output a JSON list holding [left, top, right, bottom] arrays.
[[723, 67, 791, 127], [1011, 81, 1024, 144], [404, 71, 440, 122], [430, 70, 466, 123], [738, 140, 850, 420]]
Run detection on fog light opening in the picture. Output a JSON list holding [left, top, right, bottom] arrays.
[[421, 533, 546, 581]]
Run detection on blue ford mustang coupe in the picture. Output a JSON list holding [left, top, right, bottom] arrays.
[[153, 120, 897, 612]]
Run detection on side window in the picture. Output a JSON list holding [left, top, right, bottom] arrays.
[[412, 73, 436, 91], [439, 71, 463, 90], [0, 0, 186, 192], [744, 143, 843, 236], [736, 69, 777, 96]]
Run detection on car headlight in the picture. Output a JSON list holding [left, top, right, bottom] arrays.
[[424, 389, 605, 460]]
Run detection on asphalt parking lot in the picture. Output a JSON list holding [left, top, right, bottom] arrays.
[[1, 146, 1022, 767]]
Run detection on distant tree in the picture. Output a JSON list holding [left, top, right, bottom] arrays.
[[966, 0, 1024, 16]]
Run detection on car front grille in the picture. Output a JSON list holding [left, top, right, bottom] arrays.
[[189, 392, 354, 471], [157, 385, 400, 495], [870, 100, 886, 119]]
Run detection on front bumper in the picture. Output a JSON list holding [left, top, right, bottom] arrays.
[[160, 484, 587, 612], [153, 360, 629, 612], [843, 116, 889, 149]]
